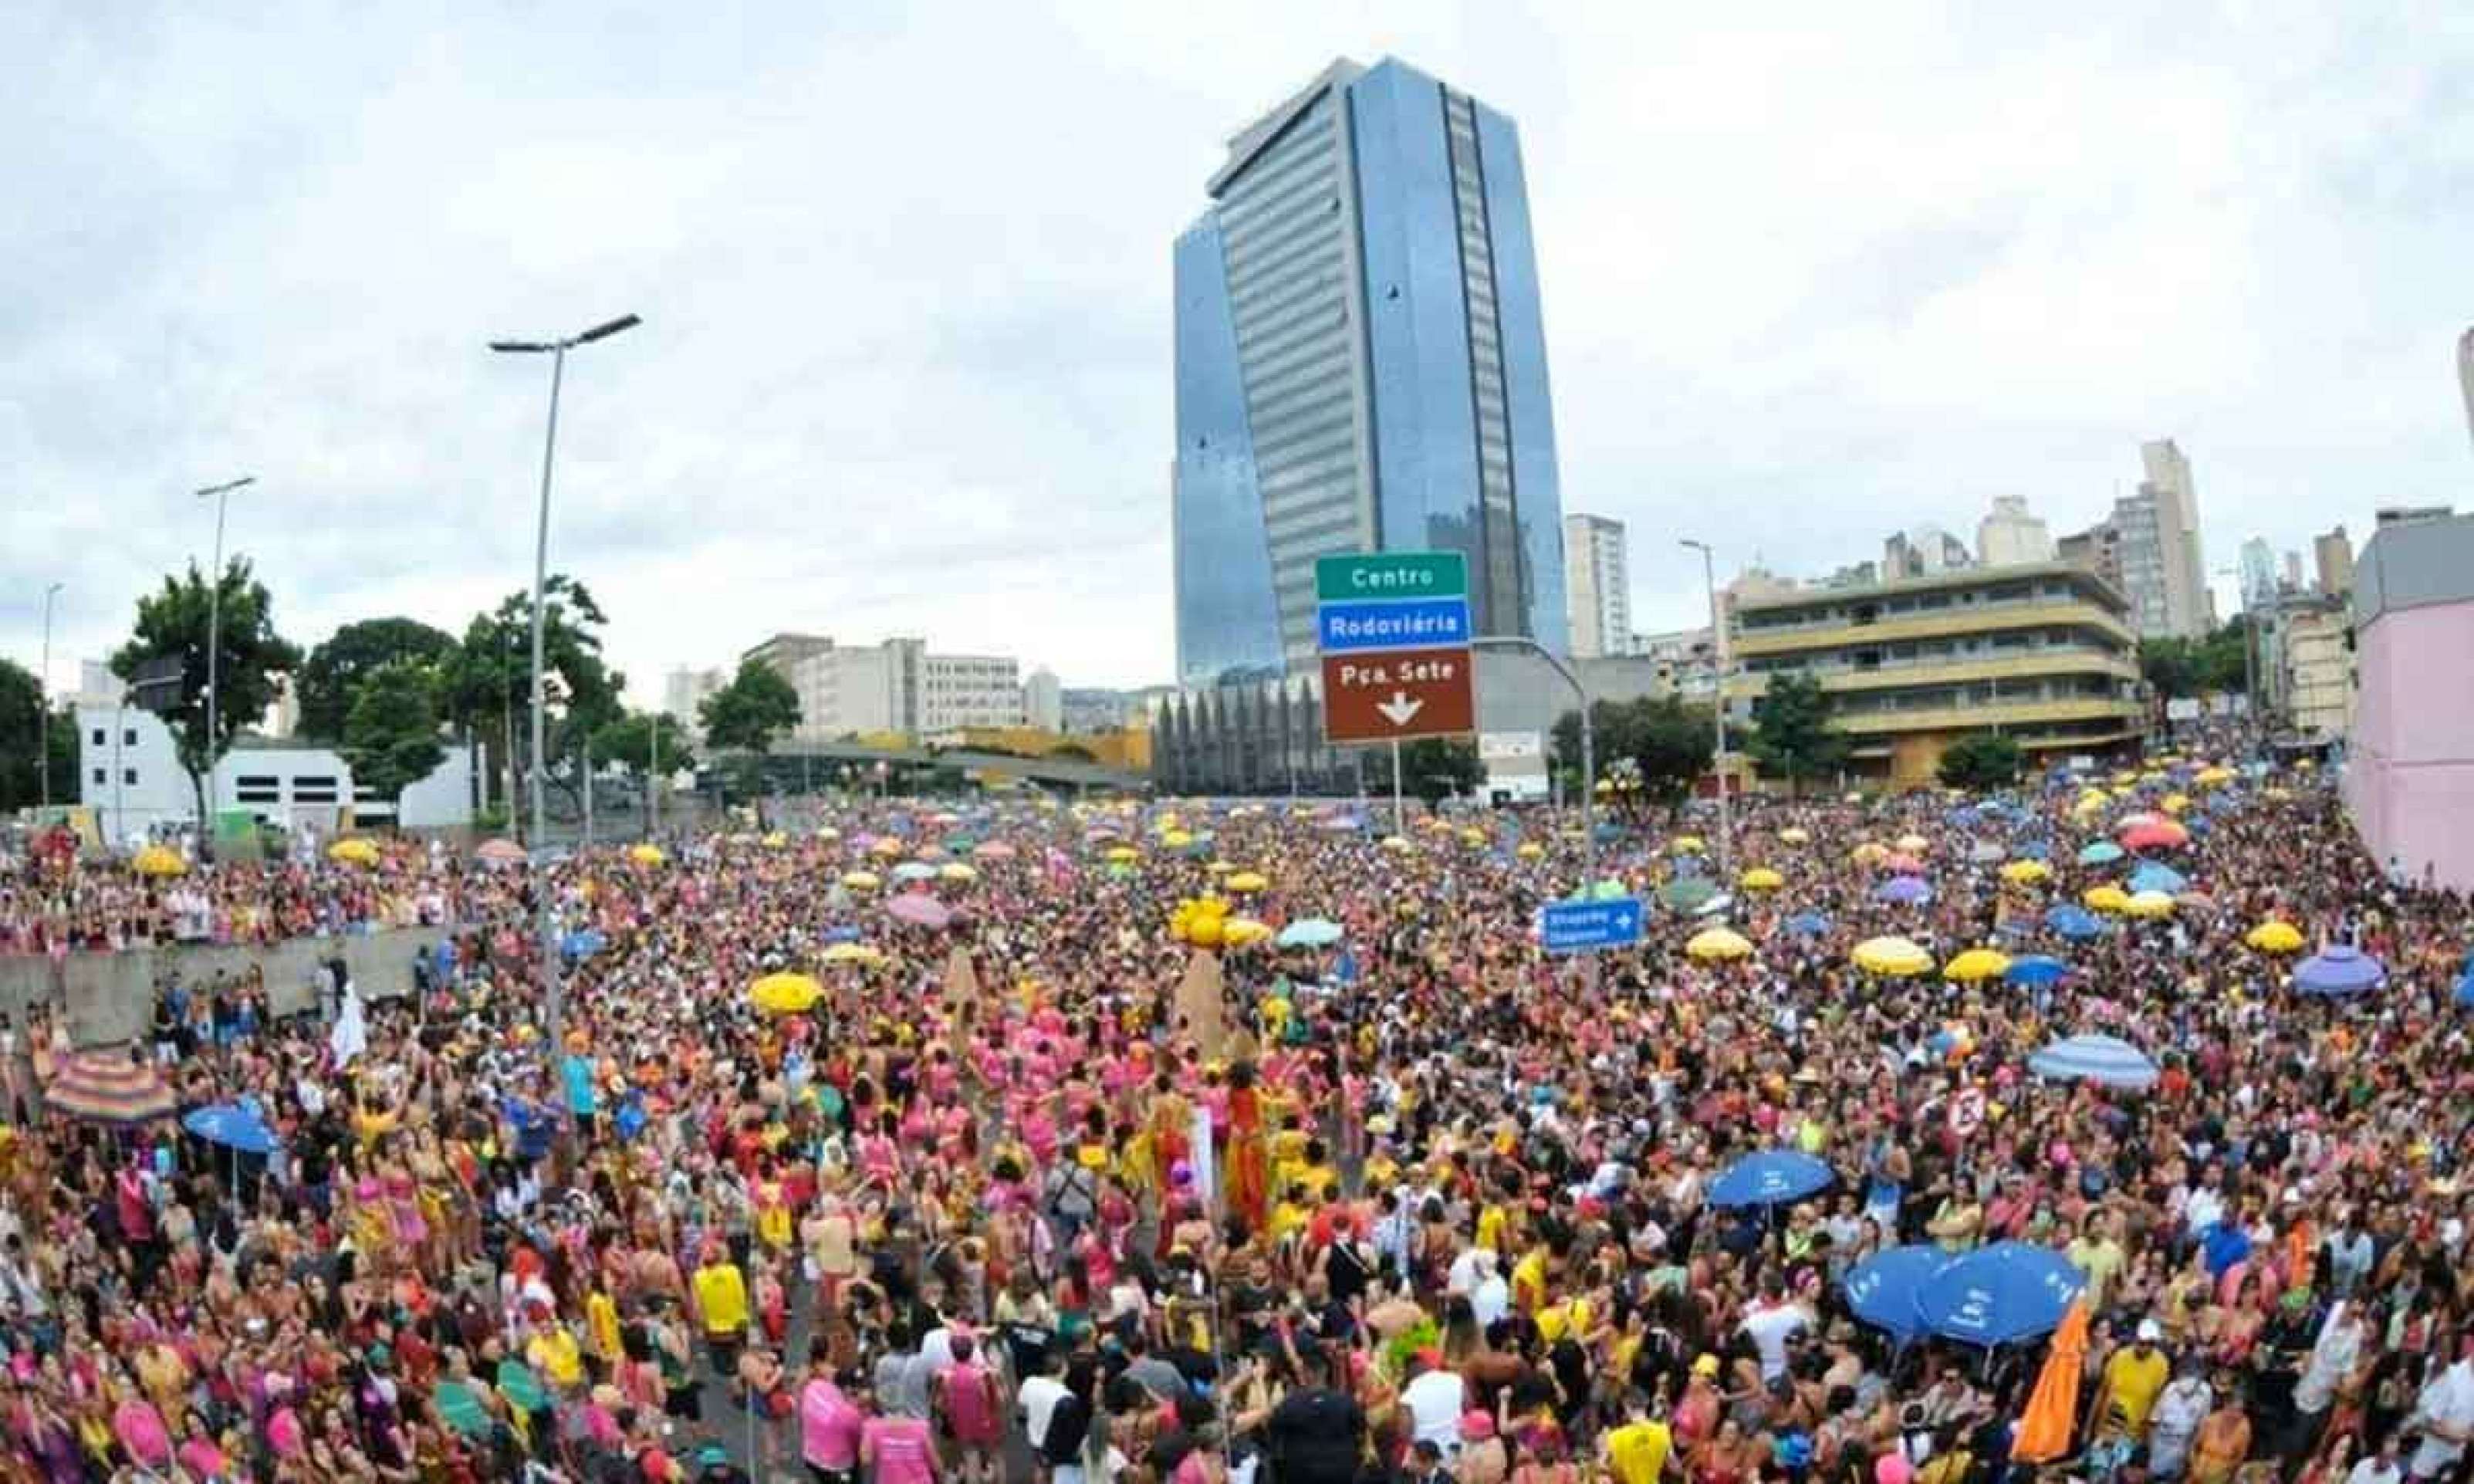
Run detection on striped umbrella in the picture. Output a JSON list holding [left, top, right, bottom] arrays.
[[45, 1048, 176, 1124]]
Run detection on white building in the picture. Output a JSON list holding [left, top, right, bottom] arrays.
[[918, 651, 1025, 732], [1024, 668, 1063, 732], [1976, 495, 2056, 566], [662, 666, 727, 739], [782, 644, 897, 739], [1562, 513, 1631, 659], [76, 705, 473, 847], [735, 635, 1026, 742]]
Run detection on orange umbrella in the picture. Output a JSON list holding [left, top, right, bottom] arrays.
[[2013, 1297, 2090, 1464]]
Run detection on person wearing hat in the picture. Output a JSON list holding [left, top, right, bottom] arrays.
[[2098, 1320, 2172, 1445], [1458, 1406, 1509, 1484]]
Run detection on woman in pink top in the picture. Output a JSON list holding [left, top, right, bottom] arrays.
[[939, 1334, 1005, 1484], [860, 1400, 938, 1484], [799, 1349, 867, 1484]]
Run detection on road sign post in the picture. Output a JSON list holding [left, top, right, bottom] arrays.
[[1540, 897, 1646, 955], [1315, 553, 1475, 749]]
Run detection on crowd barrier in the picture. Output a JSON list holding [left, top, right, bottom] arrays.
[[0, 926, 451, 1048]]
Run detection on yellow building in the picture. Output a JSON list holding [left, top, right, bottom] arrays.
[[1729, 562, 2144, 787], [941, 725, 1152, 772]]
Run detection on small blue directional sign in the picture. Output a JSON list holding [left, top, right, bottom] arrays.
[[1316, 596, 1473, 654], [1540, 897, 1647, 955]]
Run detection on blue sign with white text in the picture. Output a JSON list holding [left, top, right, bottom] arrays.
[[1316, 597, 1473, 654], [1540, 897, 1647, 955]]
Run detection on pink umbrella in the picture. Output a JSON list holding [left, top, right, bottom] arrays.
[[887, 894, 955, 930], [475, 838, 526, 865], [1883, 853, 1925, 874], [2118, 820, 2188, 852]]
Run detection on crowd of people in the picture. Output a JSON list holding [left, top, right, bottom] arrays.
[[0, 752, 2468, 1484]]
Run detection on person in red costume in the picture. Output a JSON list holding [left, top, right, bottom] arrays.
[[1225, 1060, 1269, 1235]]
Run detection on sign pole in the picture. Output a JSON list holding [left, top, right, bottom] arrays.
[[1390, 738, 1404, 835]]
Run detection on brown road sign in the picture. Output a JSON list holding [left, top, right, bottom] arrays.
[[1321, 647, 1476, 744]]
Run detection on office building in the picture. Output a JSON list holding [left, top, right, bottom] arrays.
[[1883, 526, 1971, 580], [1171, 55, 1569, 690], [76, 708, 472, 847], [2057, 523, 2124, 591], [661, 667, 727, 735], [1023, 668, 1063, 732], [1631, 627, 1719, 701], [755, 637, 1026, 741], [2238, 537, 2279, 611], [2283, 551, 2304, 591], [2345, 514, 2474, 889], [2314, 526, 2355, 597], [2278, 599, 2354, 742], [1976, 496, 2056, 567], [2139, 438, 2210, 637], [1563, 513, 1630, 658], [1726, 562, 2142, 787], [919, 651, 1026, 732], [2376, 505, 2454, 529]]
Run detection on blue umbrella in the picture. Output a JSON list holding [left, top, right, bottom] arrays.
[[1708, 1149, 1835, 1208], [1843, 1244, 1948, 1342], [1277, 918, 1345, 950], [183, 1102, 279, 1155], [2045, 904, 2103, 941], [2077, 840, 2124, 866], [1876, 876, 1933, 904], [2028, 1033, 2158, 1090], [823, 925, 864, 945], [1784, 911, 1833, 938], [2455, 968, 2474, 1009], [2294, 945, 2386, 996], [2127, 862, 2188, 895], [2015, 838, 2051, 862], [559, 928, 608, 961], [1916, 1241, 2086, 1346], [2005, 955, 2069, 986]]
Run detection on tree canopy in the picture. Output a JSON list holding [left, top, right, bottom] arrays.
[[1936, 732, 2024, 791], [1552, 694, 1715, 809], [1746, 671, 1850, 793], [699, 659, 803, 755], [109, 559, 303, 821], [341, 662, 447, 806], [0, 661, 76, 813], [296, 617, 455, 742], [1366, 737, 1484, 806], [2139, 619, 2252, 700], [590, 711, 695, 779]]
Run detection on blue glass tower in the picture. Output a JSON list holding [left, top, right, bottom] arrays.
[[1171, 57, 1570, 690]]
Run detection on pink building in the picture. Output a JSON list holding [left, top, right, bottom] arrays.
[[2344, 515, 2474, 889]]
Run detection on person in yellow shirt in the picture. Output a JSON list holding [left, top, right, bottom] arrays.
[[692, 1244, 750, 1371], [2097, 1321, 2172, 1440], [1475, 1200, 1511, 1256], [1509, 1241, 1552, 1314], [525, 1314, 586, 1391], [1603, 1392, 1677, 1484], [1269, 1182, 1314, 1246]]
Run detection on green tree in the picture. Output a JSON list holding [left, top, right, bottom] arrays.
[[434, 576, 624, 815], [296, 617, 455, 742], [1746, 670, 1849, 794], [2138, 636, 2199, 699], [109, 559, 304, 827], [0, 661, 76, 813], [2142, 622, 2253, 700], [699, 658, 803, 755], [590, 711, 696, 779], [1552, 695, 1716, 810], [341, 661, 447, 810], [1366, 737, 1483, 806], [1936, 732, 2023, 791]]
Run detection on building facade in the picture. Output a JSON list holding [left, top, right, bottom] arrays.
[[1883, 526, 1971, 580], [2314, 526, 2355, 597], [1727, 562, 2143, 787], [1976, 496, 2056, 567], [2278, 600, 2354, 742], [662, 667, 727, 739], [2374, 505, 2454, 529], [2138, 438, 2210, 638], [1171, 56, 1569, 689], [1562, 513, 1629, 658], [1023, 669, 1063, 732], [2238, 536, 2279, 611], [918, 652, 1026, 733], [76, 708, 473, 847], [2344, 513, 2474, 889]]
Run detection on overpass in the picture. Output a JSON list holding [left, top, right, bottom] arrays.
[[716, 739, 1147, 793]]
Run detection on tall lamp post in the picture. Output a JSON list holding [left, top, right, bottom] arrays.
[[2215, 566, 2259, 739], [1678, 539, 1734, 875], [38, 582, 62, 814], [489, 313, 639, 1069], [195, 476, 256, 858]]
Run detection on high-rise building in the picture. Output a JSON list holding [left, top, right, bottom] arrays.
[[2137, 438, 2209, 638], [2057, 523, 2124, 591], [2283, 550, 2304, 590], [1023, 668, 1063, 732], [2459, 326, 2474, 452], [1562, 513, 1630, 658], [2314, 526, 2355, 597], [2238, 537, 2278, 611], [661, 666, 727, 739], [1883, 526, 1971, 580], [1171, 56, 1568, 688], [2375, 505, 2455, 529], [1976, 495, 2056, 567]]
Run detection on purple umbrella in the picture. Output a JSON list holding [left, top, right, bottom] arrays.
[[1877, 875, 1934, 905], [2293, 944, 2386, 996], [887, 893, 955, 930]]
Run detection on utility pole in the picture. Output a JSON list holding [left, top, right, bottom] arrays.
[[1680, 539, 1734, 876], [194, 476, 255, 858], [38, 582, 60, 814], [648, 712, 661, 840]]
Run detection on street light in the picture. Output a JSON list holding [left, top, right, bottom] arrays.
[[37, 582, 61, 813], [195, 475, 256, 858], [490, 313, 639, 1070], [2215, 565, 2259, 735], [1678, 539, 1734, 874]]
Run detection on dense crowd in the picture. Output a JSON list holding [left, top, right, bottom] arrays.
[[0, 752, 2469, 1484]]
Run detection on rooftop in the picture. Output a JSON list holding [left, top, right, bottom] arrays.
[[1733, 559, 2128, 614]]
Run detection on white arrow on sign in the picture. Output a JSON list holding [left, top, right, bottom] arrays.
[[1375, 691, 1425, 728]]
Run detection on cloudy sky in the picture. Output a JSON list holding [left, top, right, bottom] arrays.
[[6, 2, 2472, 705]]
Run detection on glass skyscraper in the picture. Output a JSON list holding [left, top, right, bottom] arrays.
[[1172, 56, 1570, 690]]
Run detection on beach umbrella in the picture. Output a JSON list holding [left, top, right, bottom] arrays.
[[1686, 927, 1754, 962], [1852, 936, 1933, 977], [2195, 765, 2236, 787], [629, 843, 666, 867], [2294, 945, 2387, 996], [1671, 834, 1706, 855], [1660, 877, 1720, 912], [1222, 918, 1273, 948], [475, 837, 526, 865], [2082, 884, 2131, 914], [821, 942, 886, 967], [1779, 827, 1810, 845], [45, 1050, 175, 1124], [1739, 867, 1786, 891], [2076, 840, 2124, 866], [2244, 919, 2305, 954], [1918, 1242, 2086, 1347], [2045, 904, 2104, 940], [1942, 948, 2011, 982], [839, 870, 881, 891], [1573, 878, 1629, 902], [1844, 1244, 1948, 1343], [1895, 833, 1930, 854], [1708, 1149, 1835, 1208], [887, 894, 955, 930], [971, 840, 1016, 860], [326, 837, 381, 867], [1966, 840, 2004, 865], [1515, 841, 1545, 860], [868, 837, 907, 859], [1381, 835, 1415, 854], [1276, 918, 1344, 949], [131, 843, 188, 877], [1882, 852, 1925, 874], [749, 972, 824, 1016], [891, 861, 938, 883], [559, 928, 608, 961], [1850, 841, 1890, 867], [2161, 793, 2192, 816], [2028, 1033, 2158, 1090], [1876, 876, 1934, 905], [1999, 860, 2051, 885], [2005, 955, 2069, 986], [182, 1101, 280, 1155], [1784, 911, 1833, 937], [2013, 1300, 2092, 1463], [1225, 870, 1269, 894], [1694, 891, 1736, 918], [2119, 820, 2188, 852], [938, 862, 978, 884], [2121, 889, 2176, 919], [2127, 861, 2187, 895]]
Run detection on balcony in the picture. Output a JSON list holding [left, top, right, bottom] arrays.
[[1734, 601, 2135, 657], [1732, 651, 2139, 697]]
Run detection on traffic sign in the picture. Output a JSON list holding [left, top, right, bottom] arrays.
[[1315, 596, 1472, 654], [1320, 648, 1475, 743], [1315, 551, 1467, 603], [1540, 897, 1646, 955]]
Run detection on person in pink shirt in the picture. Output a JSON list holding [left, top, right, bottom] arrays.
[[860, 1396, 939, 1484], [799, 1347, 867, 1484], [938, 1334, 1006, 1484]]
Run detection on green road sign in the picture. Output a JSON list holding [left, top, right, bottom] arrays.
[[1314, 551, 1468, 603]]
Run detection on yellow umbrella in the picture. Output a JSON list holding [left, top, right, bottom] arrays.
[[762, 831, 789, 849], [2160, 793, 2191, 816], [840, 869, 882, 891], [2122, 889, 2176, 919], [326, 837, 381, 867], [2000, 859, 2052, 884], [1739, 867, 1786, 891], [1458, 827, 1487, 846], [816, 827, 842, 841], [1225, 870, 1269, 893], [1516, 841, 1544, 860], [2082, 884, 2131, 914], [1686, 926, 1754, 962], [2195, 766, 2236, 788], [1381, 835, 1414, 853], [1778, 827, 1810, 845], [1222, 918, 1272, 948], [1104, 846, 1140, 864], [1850, 841, 1890, 866], [1895, 833, 1929, 854], [1162, 830, 1194, 848], [821, 941, 885, 966], [938, 862, 979, 883], [1942, 948, 2013, 982], [2245, 919, 2305, 954], [1852, 936, 1933, 977], [870, 837, 907, 858], [749, 972, 823, 1016], [628, 843, 666, 867], [1671, 835, 1706, 855], [131, 843, 188, 877], [1205, 860, 1235, 874]]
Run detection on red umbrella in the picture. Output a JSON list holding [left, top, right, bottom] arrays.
[[2118, 820, 2189, 852], [45, 1047, 175, 1125], [886, 893, 955, 930]]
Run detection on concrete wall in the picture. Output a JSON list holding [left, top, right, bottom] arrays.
[[2345, 600, 2474, 891], [0, 926, 448, 1050]]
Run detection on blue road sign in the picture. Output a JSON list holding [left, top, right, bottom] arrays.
[[1540, 897, 1647, 955], [1316, 596, 1472, 654]]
